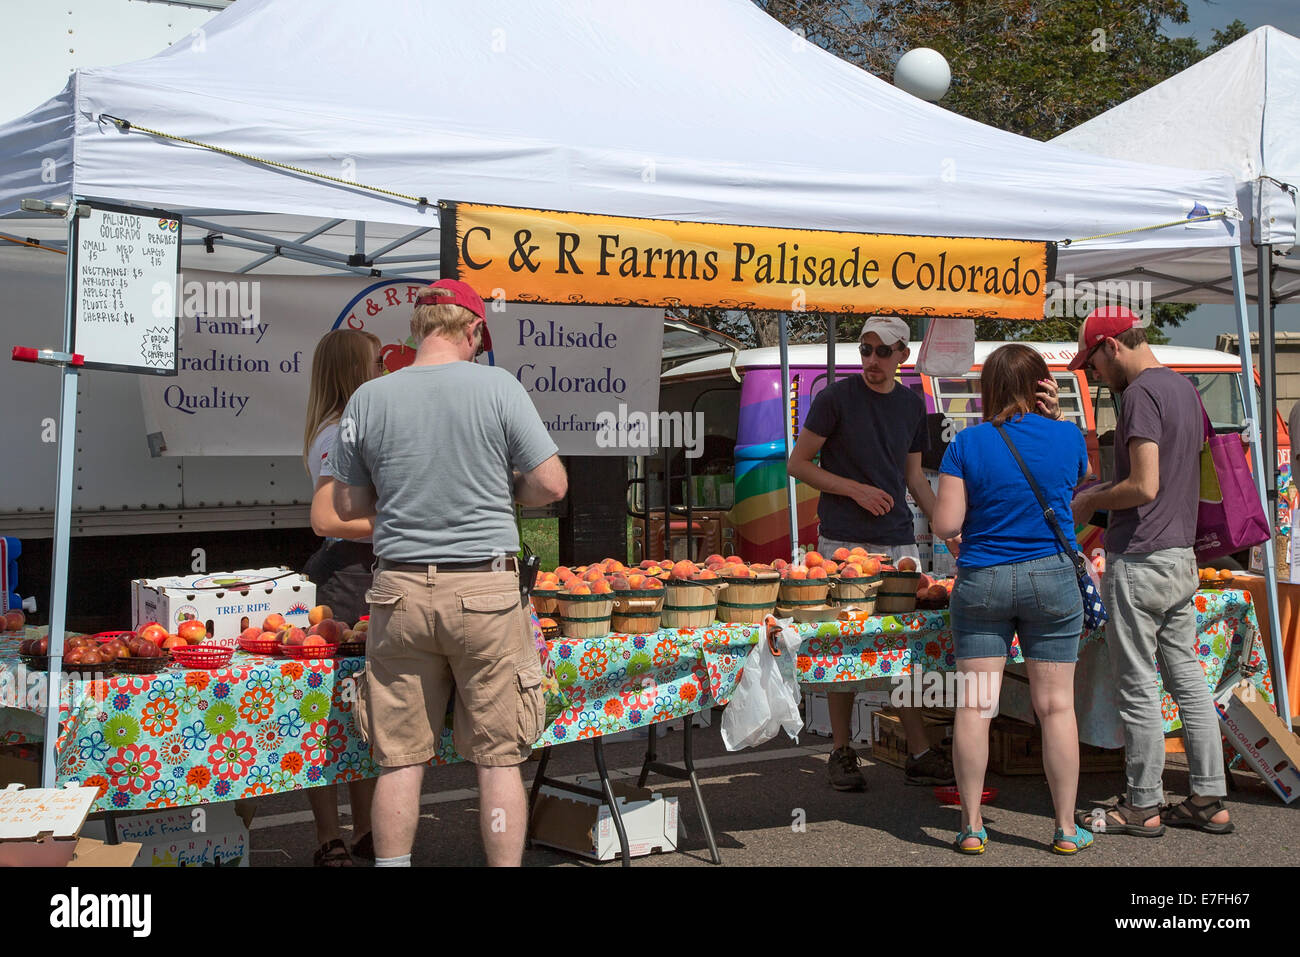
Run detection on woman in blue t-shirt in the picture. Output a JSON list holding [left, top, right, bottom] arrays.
[[932, 344, 1093, 857]]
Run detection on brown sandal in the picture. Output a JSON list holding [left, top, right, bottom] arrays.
[[1075, 798, 1165, 836], [1161, 797, 1234, 834], [313, 838, 354, 867]]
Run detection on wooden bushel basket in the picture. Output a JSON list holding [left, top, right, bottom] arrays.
[[661, 579, 722, 629], [829, 576, 881, 614], [876, 571, 920, 613], [778, 577, 831, 607], [715, 575, 779, 624], [553, 593, 614, 639], [611, 591, 665, 635]]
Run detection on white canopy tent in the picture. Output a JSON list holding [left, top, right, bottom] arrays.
[[1053, 24, 1300, 528], [0, 0, 1286, 755]]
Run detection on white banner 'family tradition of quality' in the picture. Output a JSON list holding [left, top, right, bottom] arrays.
[[137, 270, 663, 456]]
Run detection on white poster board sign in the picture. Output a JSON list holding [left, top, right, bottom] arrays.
[[70, 202, 180, 374], [487, 302, 664, 455], [137, 272, 663, 456]]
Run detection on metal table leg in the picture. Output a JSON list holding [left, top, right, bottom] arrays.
[[592, 737, 632, 867], [635, 716, 722, 865]]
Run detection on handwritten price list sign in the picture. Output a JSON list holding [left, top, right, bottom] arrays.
[[71, 204, 180, 374]]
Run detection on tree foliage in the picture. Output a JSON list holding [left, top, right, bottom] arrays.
[[677, 2, 1249, 347]]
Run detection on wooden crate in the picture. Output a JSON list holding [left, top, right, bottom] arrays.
[[869, 708, 953, 770], [988, 717, 1125, 776]]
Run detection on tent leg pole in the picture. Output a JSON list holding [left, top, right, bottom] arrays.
[[1231, 245, 1292, 727], [779, 314, 799, 563], [1259, 243, 1276, 529]]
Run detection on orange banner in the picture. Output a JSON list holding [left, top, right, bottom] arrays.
[[440, 201, 1051, 319]]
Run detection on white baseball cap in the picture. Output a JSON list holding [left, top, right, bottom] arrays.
[[859, 315, 910, 347]]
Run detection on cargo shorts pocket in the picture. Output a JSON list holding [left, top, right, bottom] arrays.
[[516, 666, 546, 748], [352, 666, 372, 745], [460, 590, 523, 660], [363, 589, 404, 655]]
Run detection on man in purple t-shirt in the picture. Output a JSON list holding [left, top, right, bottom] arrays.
[[1069, 307, 1232, 838]]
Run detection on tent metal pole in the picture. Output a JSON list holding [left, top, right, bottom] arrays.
[[234, 218, 345, 273], [826, 316, 836, 382], [1230, 245, 1292, 727], [355, 221, 366, 258], [779, 314, 799, 562], [1258, 244, 1277, 530]]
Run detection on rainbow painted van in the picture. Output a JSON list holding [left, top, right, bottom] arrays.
[[649, 341, 1289, 567]]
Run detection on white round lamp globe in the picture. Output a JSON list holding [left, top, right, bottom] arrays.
[[894, 48, 951, 102]]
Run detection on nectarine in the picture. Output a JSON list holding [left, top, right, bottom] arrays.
[[308, 605, 333, 626], [263, 613, 286, 633]]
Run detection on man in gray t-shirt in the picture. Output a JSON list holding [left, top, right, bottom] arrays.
[[1069, 307, 1231, 838], [331, 279, 567, 868]]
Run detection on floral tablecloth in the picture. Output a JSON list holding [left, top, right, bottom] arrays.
[[0, 589, 1274, 812]]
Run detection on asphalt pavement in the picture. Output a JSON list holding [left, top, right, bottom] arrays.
[[244, 711, 1299, 868]]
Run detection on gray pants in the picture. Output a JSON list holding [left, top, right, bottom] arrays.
[[1104, 546, 1226, 805]]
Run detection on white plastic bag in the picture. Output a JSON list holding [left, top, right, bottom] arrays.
[[721, 615, 804, 751], [916, 316, 976, 377]]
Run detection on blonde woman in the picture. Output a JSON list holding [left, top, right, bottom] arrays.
[[301, 327, 382, 866]]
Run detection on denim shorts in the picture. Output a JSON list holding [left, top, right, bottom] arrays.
[[949, 553, 1083, 663]]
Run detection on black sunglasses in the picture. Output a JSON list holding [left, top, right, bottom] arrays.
[[859, 343, 898, 359], [1081, 339, 1105, 371]]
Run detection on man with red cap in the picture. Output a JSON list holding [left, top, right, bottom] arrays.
[[1068, 306, 1232, 838], [331, 278, 568, 866]]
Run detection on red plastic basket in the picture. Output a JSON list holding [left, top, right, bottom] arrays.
[[91, 630, 137, 645], [238, 635, 279, 655], [169, 644, 234, 670], [276, 642, 337, 660], [933, 785, 998, 805]]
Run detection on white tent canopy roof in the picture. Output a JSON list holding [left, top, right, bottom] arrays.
[[0, 0, 1240, 286], [1053, 25, 1300, 303]]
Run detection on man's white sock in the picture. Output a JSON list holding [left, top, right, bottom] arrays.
[[374, 854, 411, 867]]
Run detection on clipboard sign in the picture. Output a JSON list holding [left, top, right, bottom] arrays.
[[69, 200, 181, 376]]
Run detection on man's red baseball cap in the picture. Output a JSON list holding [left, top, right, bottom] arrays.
[[1066, 305, 1143, 371], [416, 279, 492, 351]]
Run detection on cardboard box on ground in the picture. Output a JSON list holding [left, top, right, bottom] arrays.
[[132, 567, 315, 646], [0, 783, 140, 866], [1215, 677, 1300, 804], [530, 781, 678, 862], [81, 803, 250, 866]]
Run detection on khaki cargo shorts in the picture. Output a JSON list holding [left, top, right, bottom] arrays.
[[354, 566, 546, 768]]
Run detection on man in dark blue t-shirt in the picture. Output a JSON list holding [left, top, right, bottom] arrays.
[[789, 316, 953, 791]]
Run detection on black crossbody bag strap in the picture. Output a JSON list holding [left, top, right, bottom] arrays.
[[994, 423, 1089, 578]]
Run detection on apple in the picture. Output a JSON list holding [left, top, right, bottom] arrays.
[[161, 635, 187, 651], [308, 605, 333, 626], [262, 613, 287, 633], [64, 646, 88, 666], [177, 620, 208, 644], [138, 623, 169, 646], [109, 640, 131, 659], [4, 609, 26, 632], [34, 636, 49, 656], [97, 642, 120, 663]]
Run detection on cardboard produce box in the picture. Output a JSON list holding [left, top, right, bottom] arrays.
[[870, 708, 953, 770], [0, 744, 39, 788], [81, 803, 249, 867], [986, 716, 1124, 776], [131, 567, 315, 646], [1215, 681, 1300, 804], [0, 783, 138, 867], [804, 688, 892, 743], [530, 781, 677, 862]]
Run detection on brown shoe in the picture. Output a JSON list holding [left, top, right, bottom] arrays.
[[827, 746, 867, 792], [905, 748, 955, 786]]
